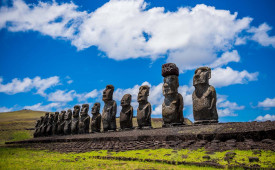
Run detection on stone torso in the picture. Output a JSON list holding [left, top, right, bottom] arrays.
[[102, 100, 116, 121], [137, 102, 151, 127], [120, 106, 133, 129], [162, 93, 183, 124], [91, 114, 101, 132]]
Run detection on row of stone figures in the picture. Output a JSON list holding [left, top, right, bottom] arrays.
[[34, 63, 219, 137]]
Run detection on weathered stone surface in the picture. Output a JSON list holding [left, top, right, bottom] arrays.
[[71, 105, 80, 134], [79, 104, 90, 134], [162, 63, 184, 126], [102, 85, 117, 131], [120, 94, 133, 130], [46, 113, 54, 136], [64, 109, 72, 135], [52, 112, 59, 135], [91, 103, 101, 133], [193, 67, 218, 124], [57, 111, 65, 135], [33, 117, 42, 137], [137, 85, 152, 128], [41, 112, 49, 136]]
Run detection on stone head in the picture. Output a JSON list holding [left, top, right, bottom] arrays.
[[50, 113, 54, 120], [102, 85, 114, 102], [193, 67, 211, 86], [162, 63, 179, 96], [45, 112, 49, 117], [59, 111, 66, 121], [92, 102, 100, 115], [138, 85, 150, 103], [73, 105, 80, 118], [121, 94, 131, 106], [54, 112, 59, 121], [64, 109, 72, 120], [80, 104, 89, 116]]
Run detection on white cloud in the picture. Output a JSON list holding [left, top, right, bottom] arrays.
[[258, 98, 275, 108], [209, 50, 240, 68], [1, 0, 274, 71], [210, 67, 258, 87], [255, 114, 275, 121], [0, 76, 59, 95], [47, 90, 76, 102], [23, 102, 65, 111], [67, 80, 73, 84], [249, 23, 275, 47], [217, 95, 244, 117], [0, 106, 14, 112]]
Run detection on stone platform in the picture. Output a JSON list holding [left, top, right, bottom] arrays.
[[6, 121, 275, 152]]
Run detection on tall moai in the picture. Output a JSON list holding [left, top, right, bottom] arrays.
[[64, 109, 72, 135], [57, 111, 66, 135], [161, 63, 184, 127], [41, 112, 49, 136], [192, 67, 218, 124], [102, 85, 117, 132], [79, 104, 90, 134], [137, 85, 152, 129], [46, 113, 54, 136], [71, 105, 80, 134], [120, 94, 133, 130], [52, 112, 59, 135], [91, 103, 102, 133], [34, 117, 42, 137]]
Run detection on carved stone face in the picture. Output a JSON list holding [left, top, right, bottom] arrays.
[[138, 85, 149, 103], [193, 67, 211, 86], [121, 94, 131, 106], [92, 103, 100, 115], [103, 85, 114, 102], [59, 111, 66, 121], [73, 105, 80, 117], [80, 104, 89, 116], [162, 75, 179, 96], [64, 109, 72, 120]]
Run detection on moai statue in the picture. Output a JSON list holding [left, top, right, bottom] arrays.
[[33, 117, 42, 138], [64, 109, 72, 135], [71, 105, 80, 134], [91, 103, 102, 133], [41, 112, 50, 136], [162, 63, 184, 127], [102, 85, 117, 132], [192, 67, 218, 124], [57, 111, 66, 135], [52, 112, 59, 135], [137, 85, 152, 129], [46, 113, 54, 136], [120, 94, 133, 130], [79, 104, 90, 134], [37, 116, 45, 137]]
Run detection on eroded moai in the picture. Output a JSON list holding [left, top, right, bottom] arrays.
[[64, 109, 72, 135], [162, 63, 184, 126], [120, 94, 133, 130], [79, 104, 90, 134], [137, 85, 152, 128], [71, 105, 80, 134], [46, 113, 54, 136], [192, 67, 218, 124], [102, 85, 117, 131], [41, 112, 49, 136], [34, 117, 42, 137], [52, 112, 59, 135], [57, 110, 65, 135], [91, 103, 101, 133]]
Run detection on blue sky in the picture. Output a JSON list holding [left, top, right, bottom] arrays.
[[0, 0, 275, 122]]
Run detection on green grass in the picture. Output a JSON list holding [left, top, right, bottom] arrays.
[[0, 147, 209, 170]]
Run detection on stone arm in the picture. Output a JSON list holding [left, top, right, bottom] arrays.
[[146, 103, 152, 121], [112, 101, 117, 119], [129, 106, 133, 120], [209, 86, 216, 110], [83, 116, 90, 123], [178, 93, 184, 121]]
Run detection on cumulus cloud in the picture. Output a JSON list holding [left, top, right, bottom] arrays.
[[210, 67, 258, 87], [0, 106, 14, 112], [47, 90, 76, 102], [23, 102, 65, 111], [255, 114, 275, 121], [217, 95, 244, 117], [0, 76, 59, 95], [258, 98, 275, 108], [1, 0, 274, 71], [249, 23, 275, 47]]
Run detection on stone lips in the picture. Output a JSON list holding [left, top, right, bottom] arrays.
[[162, 63, 179, 77]]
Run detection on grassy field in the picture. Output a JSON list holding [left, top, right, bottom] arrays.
[[0, 110, 275, 169]]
